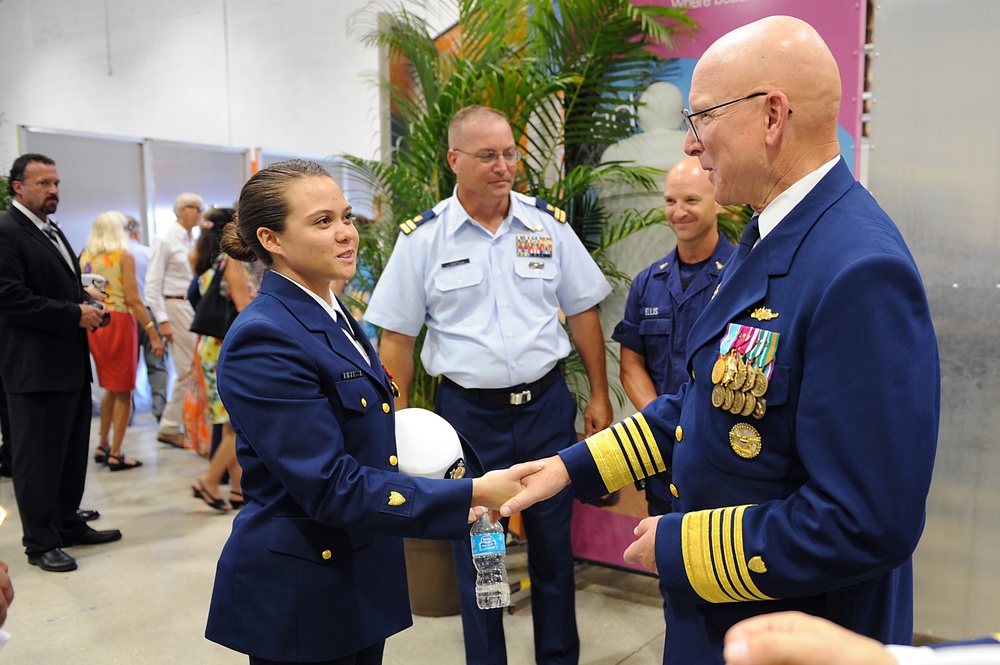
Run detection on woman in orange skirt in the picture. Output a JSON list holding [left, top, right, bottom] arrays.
[[80, 211, 164, 470]]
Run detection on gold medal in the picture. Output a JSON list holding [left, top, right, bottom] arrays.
[[722, 387, 735, 411], [711, 384, 725, 408], [742, 369, 756, 393], [729, 423, 762, 459], [752, 397, 766, 419], [730, 390, 745, 414], [732, 364, 747, 391], [750, 369, 768, 397], [711, 357, 725, 384], [741, 392, 756, 417]]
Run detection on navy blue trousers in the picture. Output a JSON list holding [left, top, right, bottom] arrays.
[[436, 376, 580, 665]]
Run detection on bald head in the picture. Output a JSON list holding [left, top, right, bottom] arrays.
[[664, 157, 720, 259], [666, 156, 713, 191], [687, 16, 842, 208]]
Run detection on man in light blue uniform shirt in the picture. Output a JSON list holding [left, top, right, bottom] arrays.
[[365, 105, 613, 665]]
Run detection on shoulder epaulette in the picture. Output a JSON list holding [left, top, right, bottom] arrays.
[[533, 197, 567, 223], [399, 208, 437, 235]]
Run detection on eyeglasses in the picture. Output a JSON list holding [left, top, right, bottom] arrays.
[[185, 205, 204, 213], [453, 148, 521, 165], [683, 92, 791, 144]]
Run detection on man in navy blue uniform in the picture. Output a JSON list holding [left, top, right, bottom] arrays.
[[613, 156, 734, 514], [502, 16, 939, 665], [366, 105, 613, 665]]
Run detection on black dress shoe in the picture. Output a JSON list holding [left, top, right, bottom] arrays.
[[0, 464, 11, 478], [63, 526, 122, 546], [28, 548, 78, 572], [76, 508, 100, 521]]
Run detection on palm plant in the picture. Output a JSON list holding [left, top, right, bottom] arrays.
[[344, 0, 697, 408]]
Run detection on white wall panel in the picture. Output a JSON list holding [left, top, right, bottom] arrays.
[[0, 0, 381, 166], [870, 0, 1000, 641]]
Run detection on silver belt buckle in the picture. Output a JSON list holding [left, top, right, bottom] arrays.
[[509, 390, 532, 406]]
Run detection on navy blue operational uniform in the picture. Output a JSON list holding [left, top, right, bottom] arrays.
[[613, 236, 734, 513], [366, 189, 612, 665]]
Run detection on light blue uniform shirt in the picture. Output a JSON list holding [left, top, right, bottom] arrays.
[[365, 190, 611, 389]]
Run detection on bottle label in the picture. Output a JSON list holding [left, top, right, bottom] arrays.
[[471, 533, 506, 556]]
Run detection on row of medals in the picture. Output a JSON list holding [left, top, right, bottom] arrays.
[[710, 349, 769, 419]]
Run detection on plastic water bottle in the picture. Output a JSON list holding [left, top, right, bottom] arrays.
[[470, 509, 510, 609]]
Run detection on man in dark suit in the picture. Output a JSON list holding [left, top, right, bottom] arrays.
[[0, 153, 122, 573]]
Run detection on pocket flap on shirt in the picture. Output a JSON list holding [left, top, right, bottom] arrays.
[[638, 317, 672, 336], [433, 264, 483, 292]]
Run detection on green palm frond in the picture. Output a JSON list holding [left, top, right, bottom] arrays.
[[345, 0, 698, 408]]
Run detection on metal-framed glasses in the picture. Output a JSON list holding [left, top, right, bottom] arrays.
[[453, 148, 521, 165], [682, 92, 777, 143]]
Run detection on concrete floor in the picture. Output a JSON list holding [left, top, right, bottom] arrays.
[[0, 412, 665, 664]]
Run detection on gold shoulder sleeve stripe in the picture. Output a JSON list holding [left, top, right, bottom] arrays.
[[584, 413, 668, 493], [681, 505, 775, 603]]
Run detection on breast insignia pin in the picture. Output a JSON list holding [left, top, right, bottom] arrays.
[[750, 307, 779, 321]]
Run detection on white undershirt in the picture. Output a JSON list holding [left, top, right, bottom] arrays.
[[756, 155, 840, 242]]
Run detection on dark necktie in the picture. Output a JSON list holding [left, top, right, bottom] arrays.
[[43, 222, 74, 267], [335, 313, 356, 340], [727, 215, 760, 274]]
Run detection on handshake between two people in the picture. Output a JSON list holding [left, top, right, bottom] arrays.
[[467, 454, 660, 573]]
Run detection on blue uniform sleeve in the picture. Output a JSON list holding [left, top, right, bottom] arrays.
[[612, 266, 653, 355], [559, 385, 687, 503]]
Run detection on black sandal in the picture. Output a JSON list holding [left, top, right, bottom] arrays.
[[107, 453, 143, 472], [192, 480, 230, 512], [94, 446, 110, 464], [228, 490, 244, 509]]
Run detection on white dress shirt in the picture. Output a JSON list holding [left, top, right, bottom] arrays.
[[144, 220, 194, 323], [12, 200, 75, 269]]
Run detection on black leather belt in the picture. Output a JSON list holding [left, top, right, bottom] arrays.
[[164, 295, 187, 300], [441, 367, 561, 407]]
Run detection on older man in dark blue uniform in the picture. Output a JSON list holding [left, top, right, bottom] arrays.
[[501, 17, 939, 665], [613, 156, 734, 515]]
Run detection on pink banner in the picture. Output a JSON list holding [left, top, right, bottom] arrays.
[[645, 0, 866, 172]]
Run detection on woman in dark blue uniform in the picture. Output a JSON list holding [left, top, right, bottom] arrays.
[[204, 160, 525, 665]]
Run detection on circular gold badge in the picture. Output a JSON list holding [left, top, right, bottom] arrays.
[[730, 423, 762, 459]]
